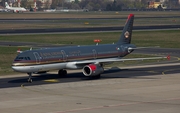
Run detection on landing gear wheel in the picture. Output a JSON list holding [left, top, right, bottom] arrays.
[[27, 73, 32, 83], [58, 69, 67, 78], [28, 78, 32, 83]]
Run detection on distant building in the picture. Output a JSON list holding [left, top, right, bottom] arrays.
[[148, 1, 167, 9]]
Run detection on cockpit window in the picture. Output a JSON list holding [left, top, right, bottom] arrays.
[[15, 57, 31, 61]]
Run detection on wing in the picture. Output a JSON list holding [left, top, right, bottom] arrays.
[[75, 56, 169, 65]]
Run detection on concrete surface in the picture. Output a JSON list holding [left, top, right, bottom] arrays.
[[0, 72, 180, 113]]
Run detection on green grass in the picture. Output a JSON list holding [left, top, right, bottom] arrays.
[[132, 30, 180, 48], [0, 46, 29, 75], [0, 11, 180, 19], [1, 30, 180, 47], [0, 17, 179, 30]]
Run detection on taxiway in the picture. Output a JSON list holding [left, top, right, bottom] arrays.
[[0, 64, 180, 113]]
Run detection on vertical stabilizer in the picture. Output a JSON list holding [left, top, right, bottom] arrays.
[[5, 2, 10, 8], [117, 14, 134, 45]]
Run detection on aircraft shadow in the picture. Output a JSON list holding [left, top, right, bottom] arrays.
[[8, 67, 162, 84]]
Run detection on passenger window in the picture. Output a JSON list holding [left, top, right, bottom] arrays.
[[27, 57, 31, 60], [19, 57, 23, 60]]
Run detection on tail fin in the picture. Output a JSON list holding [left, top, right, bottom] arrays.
[[5, 2, 9, 8], [117, 14, 134, 45]]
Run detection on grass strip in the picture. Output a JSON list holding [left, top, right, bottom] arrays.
[[0, 30, 180, 48]]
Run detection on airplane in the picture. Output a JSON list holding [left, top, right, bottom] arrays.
[[5, 2, 27, 13], [11, 14, 169, 83], [0, 8, 8, 12]]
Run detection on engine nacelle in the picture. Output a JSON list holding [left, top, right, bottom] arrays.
[[82, 64, 104, 76]]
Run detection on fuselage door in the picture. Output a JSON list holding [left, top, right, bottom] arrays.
[[92, 49, 97, 59], [61, 50, 67, 61], [33, 52, 41, 64]]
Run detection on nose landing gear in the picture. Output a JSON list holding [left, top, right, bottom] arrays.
[[26, 69, 67, 83], [27, 73, 32, 83]]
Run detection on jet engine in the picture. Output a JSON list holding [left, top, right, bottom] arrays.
[[82, 64, 104, 76]]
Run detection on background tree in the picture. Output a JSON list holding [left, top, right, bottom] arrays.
[[157, 4, 163, 10], [21, 0, 28, 8], [51, 0, 59, 9], [75, 0, 79, 4], [36, 1, 43, 10], [44, 1, 51, 9], [0, 0, 6, 7], [167, 0, 180, 8], [111, 0, 117, 10], [141, 0, 148, 8], [134, 0, 143, 9], [84, 4, 93, 10], [106, 0, 122, 11], [106, 3, 112, 11], [69, 2, 80, 9], [58, 0, 65, 8], [80, 0, 108, 11]]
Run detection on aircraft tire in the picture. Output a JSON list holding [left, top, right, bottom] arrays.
[[58, 69, 67, 77], [27, 78, 32, 83]]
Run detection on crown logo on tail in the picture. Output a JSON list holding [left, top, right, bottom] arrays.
[[124, 31, 130, 38]]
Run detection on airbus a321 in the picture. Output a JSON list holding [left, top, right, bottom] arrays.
[[5, 2, 27, 13], [12, 14, 168, 82]]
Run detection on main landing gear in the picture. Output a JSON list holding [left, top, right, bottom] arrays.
[[27, 73, 32, 83], [58, 69, 67, 77]]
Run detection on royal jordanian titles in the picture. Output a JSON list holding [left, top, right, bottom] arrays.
[[12, 14, 168, 83]]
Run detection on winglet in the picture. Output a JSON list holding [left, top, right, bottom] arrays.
[[5, 2, 9, 8]]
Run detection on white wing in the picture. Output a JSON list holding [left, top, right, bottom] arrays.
[[75, 56, 169, 65]]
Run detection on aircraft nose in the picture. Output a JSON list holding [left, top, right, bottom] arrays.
[[11, 65, 19, 72], [11, 63, 22, 72], [11, 65, 27, 73]]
